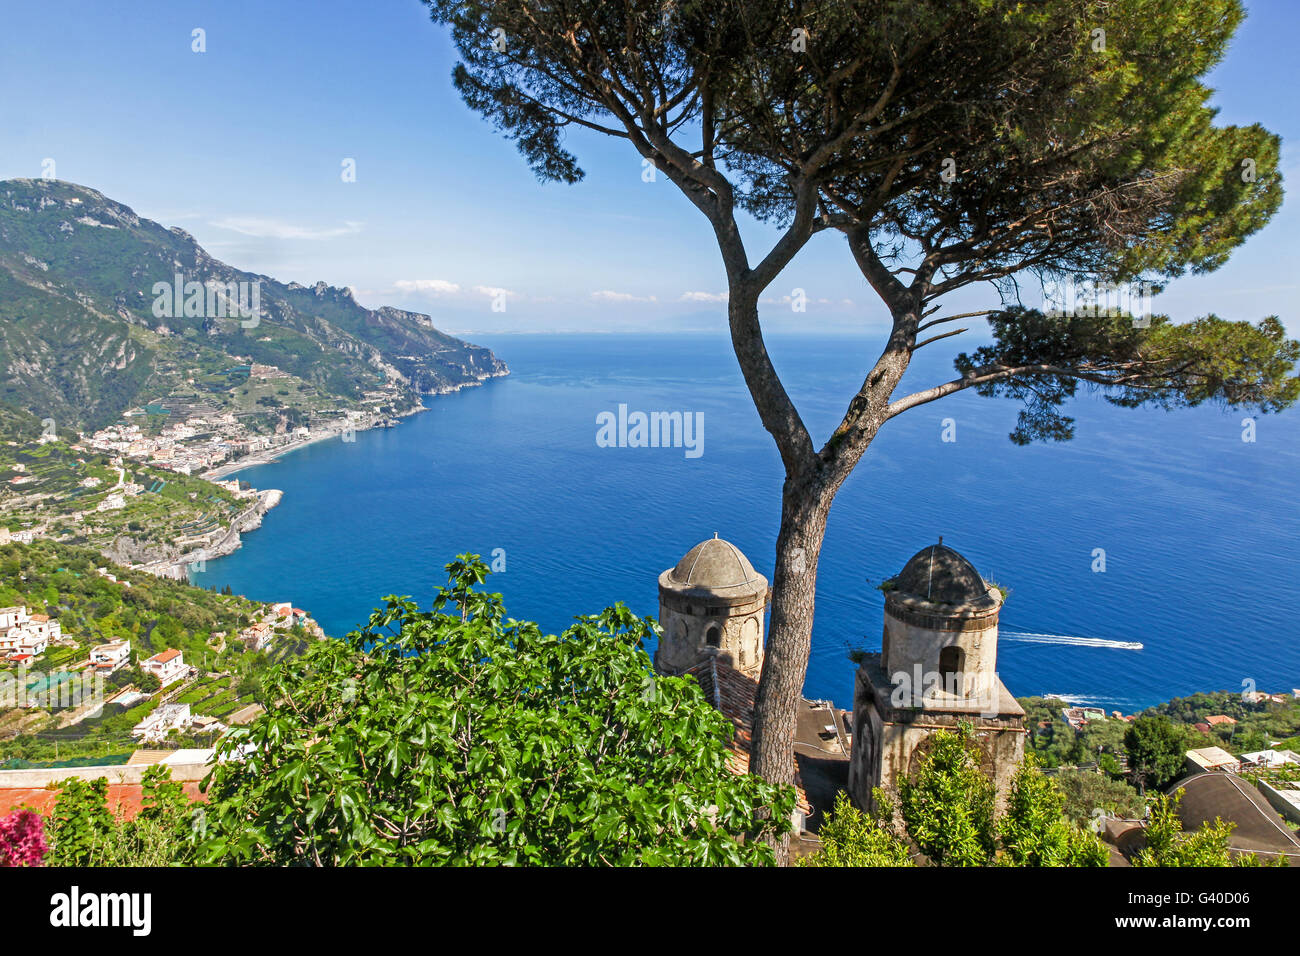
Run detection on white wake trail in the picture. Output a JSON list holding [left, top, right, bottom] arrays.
[[1002, 630, 1144, 651]]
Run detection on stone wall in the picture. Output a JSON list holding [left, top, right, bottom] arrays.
[[656, 591, 765, 678]]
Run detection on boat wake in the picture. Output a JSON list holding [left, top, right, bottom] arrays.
[[1002, 630, 1144, 651]]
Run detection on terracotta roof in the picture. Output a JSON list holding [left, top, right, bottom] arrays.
[[1206, 714, 1237, 726], [0, 782, 206, 821], [28, 614, 49, 623], [149, 648, 181, 664], [683, 657, 811, 816]]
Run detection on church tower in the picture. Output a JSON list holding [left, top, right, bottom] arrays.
[[656, 536, 768, 679], [848, 539, 1026, 811]]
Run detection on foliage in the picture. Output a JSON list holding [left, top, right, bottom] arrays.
[[42, 767, 198, 866], [0, 541, 291, 764], [958, 310, 1300, 444], [1134, 793, 1284, 867], [1055, 769, 1146, 826], [1125, 716, 1188, 794], [808, 737, 1108, 867], [46, 776, 117, 866], [196, 555, 795, 866], [0, 808, 47, 866], [999, 755, 1108, 866], [897, 725, 996, 866], [1144, 690, 1300, 754], [799, 790, 913, 867]]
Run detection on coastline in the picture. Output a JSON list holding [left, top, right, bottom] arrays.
[[176, 371, 510, 578], [202, 420, 396, 481], [203, 372, 507, 482]]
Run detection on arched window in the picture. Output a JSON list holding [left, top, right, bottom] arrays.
[[938, 645, 965, 695], [705, 625, 721, 648]]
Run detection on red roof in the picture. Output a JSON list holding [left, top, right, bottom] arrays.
[[149, 648, 181, 664], [683, 658, 811, 816], [1207, 714, 1238, 726]]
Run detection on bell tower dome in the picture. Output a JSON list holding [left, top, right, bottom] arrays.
[[655, 535, 768, 679], [881, 538, 1003, 701], [849, 538, 1026, 813]]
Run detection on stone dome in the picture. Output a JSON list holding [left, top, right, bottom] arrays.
[[660, 536, 768, 602], [891, 541, 998, 611]]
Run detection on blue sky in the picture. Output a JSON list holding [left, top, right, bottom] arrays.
[[2, 0, 1297, 335]]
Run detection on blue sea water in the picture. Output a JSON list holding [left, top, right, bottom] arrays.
[[193, 333, 1300, 712]]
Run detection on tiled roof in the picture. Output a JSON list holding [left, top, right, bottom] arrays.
[[150, 648, 181, 664], [683, 657, 811, 816]]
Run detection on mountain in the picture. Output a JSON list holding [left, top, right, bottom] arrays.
[[0, 178, 507, 431]]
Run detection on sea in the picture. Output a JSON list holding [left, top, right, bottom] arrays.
[[191, 332, 1300, 712]]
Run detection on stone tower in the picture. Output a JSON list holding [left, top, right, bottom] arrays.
[[656, 535, 768, 679], [848, 540, 1025, 811]]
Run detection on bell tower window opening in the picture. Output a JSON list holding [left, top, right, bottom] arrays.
[[939, 645, 964, 696]]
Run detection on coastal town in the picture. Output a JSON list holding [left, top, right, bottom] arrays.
[[78, 363, 415, 480], [0, 367, 422, 580]]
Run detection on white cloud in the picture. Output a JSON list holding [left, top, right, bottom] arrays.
[[394, 279, 461, 295], [209, 217, 363, 240], [474, 285, 518, 299], [591, 290, 658, 303], [679, 291, 728, 303]]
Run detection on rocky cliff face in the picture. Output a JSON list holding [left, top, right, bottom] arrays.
[[0, 178, 508, 430]]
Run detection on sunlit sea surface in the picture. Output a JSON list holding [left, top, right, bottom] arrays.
[[193, 333, 1300, 711]]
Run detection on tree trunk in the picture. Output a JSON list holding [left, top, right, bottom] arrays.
[[749, 469, 832, 864]]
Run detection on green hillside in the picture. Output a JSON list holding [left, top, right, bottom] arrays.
[[0, 178, 507, 431], [0, 540, 314, 764]]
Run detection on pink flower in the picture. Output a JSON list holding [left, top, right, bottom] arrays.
[[0, 809, 48, 867]]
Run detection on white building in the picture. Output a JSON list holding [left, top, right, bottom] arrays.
[[0, 607, 29, 630], [0, 607, 58, 657], [241, 622, 273, 652], [1241, 749, 1300, 768], [24, 614, 61, 643], [132, 703, 192, 742], [1186, 746, 1241, 774], [142, 648, 187, 687], [90, 639, 131, 674], [1, 631, 48, 657]]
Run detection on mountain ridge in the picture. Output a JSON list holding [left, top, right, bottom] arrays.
[[0, 178, 507, 431]]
